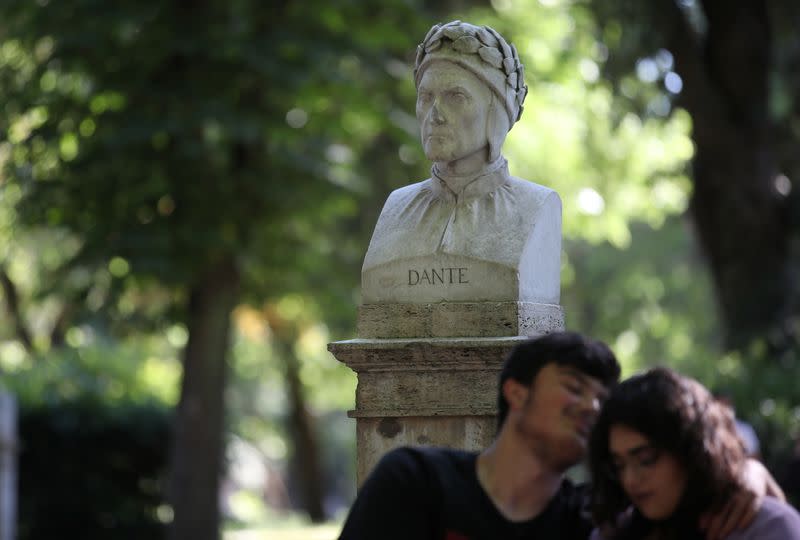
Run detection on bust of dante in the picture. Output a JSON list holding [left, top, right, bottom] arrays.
[[362, 21, 561, 306]]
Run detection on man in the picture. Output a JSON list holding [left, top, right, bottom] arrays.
[[339, 332, 619, 539], [361, 20, 560, 306], [339, 332, 775, 540]]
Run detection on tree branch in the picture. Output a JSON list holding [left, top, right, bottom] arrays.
[[0, 264, 33, 352]]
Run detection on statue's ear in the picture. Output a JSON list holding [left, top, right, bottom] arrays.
[[486, 95, 510, 162]]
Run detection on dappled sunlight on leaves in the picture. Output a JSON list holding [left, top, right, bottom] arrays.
[[2, 337, 182, 406], [468, 2, 694, 251], [1, 0, 796, 527]]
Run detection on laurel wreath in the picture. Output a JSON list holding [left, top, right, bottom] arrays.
[[414, 20, 528, 122]]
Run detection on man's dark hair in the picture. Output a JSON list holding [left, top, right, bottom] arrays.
[[497, 331, 620, 429]]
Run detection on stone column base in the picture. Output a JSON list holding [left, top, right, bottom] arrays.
[[328, 337, 532, 485], [352, 415, 495, 486]]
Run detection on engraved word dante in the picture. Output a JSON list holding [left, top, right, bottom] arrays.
[[408, 267, 469, 286]]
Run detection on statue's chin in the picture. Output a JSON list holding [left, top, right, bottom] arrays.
[[423, 138, 490, 168], [422, 143, 455, 164]]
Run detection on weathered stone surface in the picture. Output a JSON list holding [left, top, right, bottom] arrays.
[[355, 415, 495, 486], [328, 336, 528, 372], [360, 36, 561, 306], [357, 301, 564, 338], [328, 20, 567, 489], [361, 182, 561, 305], [355, 369, 497, 415], [328, 336, 530, 483]]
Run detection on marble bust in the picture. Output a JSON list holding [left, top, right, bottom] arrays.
[[362, 21, 561, 306]]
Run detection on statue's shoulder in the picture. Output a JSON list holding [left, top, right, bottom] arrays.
[[506, 175, 561, 209], [386, 177, 434, 199], [381, 177, 436, 212]]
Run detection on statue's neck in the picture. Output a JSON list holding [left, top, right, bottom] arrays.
[[432, 155, 506, 196]]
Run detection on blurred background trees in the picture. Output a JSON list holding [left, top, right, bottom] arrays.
[[0, 0, 799, 538]]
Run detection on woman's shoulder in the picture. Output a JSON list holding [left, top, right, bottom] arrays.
[[728, 496, 800, 539]]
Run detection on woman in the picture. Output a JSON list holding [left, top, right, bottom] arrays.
[[588, 367, 800, 539]]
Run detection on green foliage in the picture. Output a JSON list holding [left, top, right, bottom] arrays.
[[563, 218, 718, 377], [709, 343, 800, 460], [225, 303, 357, 518], [1, 336, 177, 537], [469, 2, 693, 243], [18, 399, 171, 539], [512, 0, 800, 474], [0, 0, 437, 337], [463, 2, 800, 476], [2, 337, 181, 407], [0, 3, 433, 524], [226, 303, 355, 461], [2, 0, 798, 524], [585, 0, 800, 346], [455, 2, 708, 373]]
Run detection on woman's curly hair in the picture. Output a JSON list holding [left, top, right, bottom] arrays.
[[588, 367, 746, 536]]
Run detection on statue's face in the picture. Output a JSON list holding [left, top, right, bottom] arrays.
[[416, 62, 493, 165]]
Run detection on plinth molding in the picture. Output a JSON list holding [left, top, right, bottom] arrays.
[[357, 302, 563, 338]]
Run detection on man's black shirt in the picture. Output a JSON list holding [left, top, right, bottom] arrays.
[[339, 446, 593, 540]]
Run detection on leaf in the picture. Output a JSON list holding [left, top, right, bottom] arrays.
[[507, 72, 518, 89], [442, 24, 463, 41], [503, 56, 516, 75], [478, 46, 503, 68], [421, 23, 441, 46], [477, 27, 498, 47], [425, 39, 442, 53], [452, 35, 480, 54], [487, 26, 512, 60]]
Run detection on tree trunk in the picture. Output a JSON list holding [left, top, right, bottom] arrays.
[[666, 0, 795, 350], [169, 257, 240, 540], [275, 334, 326, 523], [0, 265, 33, 352]]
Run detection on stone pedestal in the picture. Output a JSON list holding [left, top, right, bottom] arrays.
[[328, 304, 564, 484], [330, 18, 566, 489]]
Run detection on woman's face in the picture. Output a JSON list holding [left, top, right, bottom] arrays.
[[609, 424, 688, 521]]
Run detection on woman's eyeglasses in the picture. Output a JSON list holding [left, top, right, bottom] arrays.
[[606, 446, 663, 482]]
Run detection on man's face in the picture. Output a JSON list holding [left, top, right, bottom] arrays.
[[416, 62, 492, 164], [512, 364, 609, 470]]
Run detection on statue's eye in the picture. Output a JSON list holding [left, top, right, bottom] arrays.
[[418, 91, 433, 103], [448, 90, 468, 102]]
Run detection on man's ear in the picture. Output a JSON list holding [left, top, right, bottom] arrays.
[[502, 379, 529, 411]]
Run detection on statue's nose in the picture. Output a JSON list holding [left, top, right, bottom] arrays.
[[431, 100, 445, 124]]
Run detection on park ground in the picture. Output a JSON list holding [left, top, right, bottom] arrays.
[[224, 522, 340, 540]]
